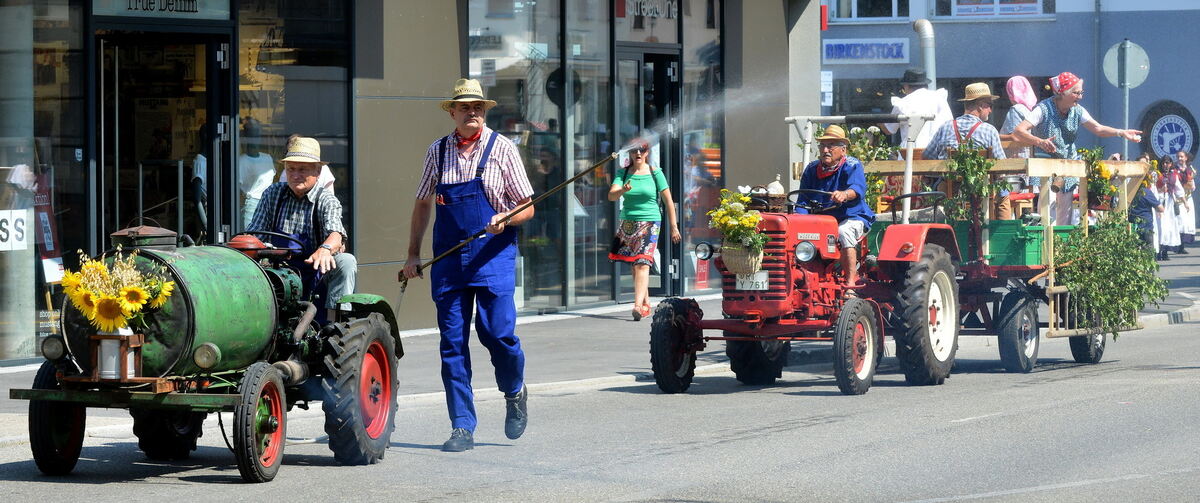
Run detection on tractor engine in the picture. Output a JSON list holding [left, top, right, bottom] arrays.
[[715, 212, 844, 321]]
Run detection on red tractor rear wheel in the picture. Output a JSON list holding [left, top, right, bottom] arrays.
[[893, 243, 959, 385]]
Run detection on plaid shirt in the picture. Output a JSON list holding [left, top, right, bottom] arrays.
[[922, 114, 1006, 161], [246, 182, 347, 245], [415, 126, 534, 212]]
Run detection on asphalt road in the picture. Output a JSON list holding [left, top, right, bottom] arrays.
[[1, 317, 1197, 502]]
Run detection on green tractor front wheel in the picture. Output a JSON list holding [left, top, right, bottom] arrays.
[[29, 361, 86, 476], [233, 362, 287, 483]]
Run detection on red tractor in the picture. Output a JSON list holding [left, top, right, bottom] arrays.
[[651, 190, 961, 395]]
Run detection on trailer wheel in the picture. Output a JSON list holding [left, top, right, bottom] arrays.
[[29, 361, 86, 476], [321, 313, 398, 465], [833, 298, 879, 395], [1069, 334, 1106, 364], [894, 243, 959, 385], [997, 292, 1040, 373], [131, 409, 207, 460], [234, 362, 286, 483], [649, 298, 700, 393], [726, 338, 790, 385]]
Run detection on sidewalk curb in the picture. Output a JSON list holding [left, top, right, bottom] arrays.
[[3, 294, 1196, 448]]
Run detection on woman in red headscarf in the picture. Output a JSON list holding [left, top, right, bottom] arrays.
[[1013, 72, 1144, 225]]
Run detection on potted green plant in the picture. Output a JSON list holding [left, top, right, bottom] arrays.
[[1079, 147, 1119, 210]]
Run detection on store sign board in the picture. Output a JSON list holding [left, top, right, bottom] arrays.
[[822, 39, 909, 65], [0, 209, 30, 252], [93, 0, 230, 21]]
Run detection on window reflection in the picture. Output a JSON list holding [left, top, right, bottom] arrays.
[[682, 0, 723, 293], [237, 0, 350, 232]]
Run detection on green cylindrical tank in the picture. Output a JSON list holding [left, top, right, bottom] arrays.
[[63, 245, 278, 376]]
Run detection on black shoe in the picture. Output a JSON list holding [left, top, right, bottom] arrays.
[[504, 385, 528, 440], [442, 428, 474, 452], [1178, 246, 1189, 254]]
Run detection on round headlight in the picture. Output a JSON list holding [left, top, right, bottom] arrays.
[[193, 343, 222, 370], [41, 335, 65, 361], [794, 241, 817, 262], [695, 242, 715, 261]]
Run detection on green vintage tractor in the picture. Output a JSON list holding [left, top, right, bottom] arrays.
[[9, 226, 403, 483]]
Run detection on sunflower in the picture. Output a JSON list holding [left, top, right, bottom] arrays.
[[61, 271, 81, 295], [92, 295, 128, 332], [72, 289, 99, 320], [118, 286, 150, 314], [149, 281, 175, 309]]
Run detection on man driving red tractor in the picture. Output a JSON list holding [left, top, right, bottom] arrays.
[[793, 125, 876, 288]]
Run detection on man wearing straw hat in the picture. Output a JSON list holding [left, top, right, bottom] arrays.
[[794, 124, 875, 289], [246, 136, 356, 318], [402, 78, 535, 452], [922, 82, 1011, 219]]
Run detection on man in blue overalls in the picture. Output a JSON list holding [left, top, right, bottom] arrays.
[[246, 136, 356, 321], [403, 79, 536, 452]]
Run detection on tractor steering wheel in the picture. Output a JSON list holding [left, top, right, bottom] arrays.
[[788, 189, 841, 214], [237, 231, 306, 254]]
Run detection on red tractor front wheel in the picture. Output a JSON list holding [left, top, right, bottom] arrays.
[[649, 298, 701, 393], [833, 298, 880, 395], [233, 362, 287, 483]]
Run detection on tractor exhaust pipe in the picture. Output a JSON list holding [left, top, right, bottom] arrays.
[[273, 359, 309, 385], [913, 19, 936, 90]]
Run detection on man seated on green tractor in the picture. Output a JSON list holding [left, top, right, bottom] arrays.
[[794, 124, 875, 288], [246, 135, 356, 320]]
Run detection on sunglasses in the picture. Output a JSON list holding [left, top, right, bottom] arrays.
[[632, 147, 648, 154]]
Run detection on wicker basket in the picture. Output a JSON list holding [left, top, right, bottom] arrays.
[[745, 185, 788, 213], [720, 243, 764, 275]]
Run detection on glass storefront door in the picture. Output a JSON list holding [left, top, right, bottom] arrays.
[[96, 31, 231, 245], [614, 49, 682, 301]]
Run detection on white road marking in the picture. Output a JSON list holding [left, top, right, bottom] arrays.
[[949, 411, 1004, 423], [898, 466, 1200, 503]]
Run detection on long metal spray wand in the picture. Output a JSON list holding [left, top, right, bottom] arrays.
[[396, 151, 620, 305]]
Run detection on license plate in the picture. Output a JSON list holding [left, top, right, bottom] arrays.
[[735, 270, 770, 291]]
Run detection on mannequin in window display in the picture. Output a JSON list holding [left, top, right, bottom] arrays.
[[238, 118, 277, 226], [191, 125, 209, 238]]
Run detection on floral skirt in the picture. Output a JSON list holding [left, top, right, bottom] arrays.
[[608, 220, 660, 267]]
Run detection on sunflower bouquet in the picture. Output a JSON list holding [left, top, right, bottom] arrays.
[[61, 248, 175, 333], [707, 189, 768, 253], [1080, 147, 1118, 208]]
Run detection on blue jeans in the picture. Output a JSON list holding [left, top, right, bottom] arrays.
[[323, 252, 358, 309]]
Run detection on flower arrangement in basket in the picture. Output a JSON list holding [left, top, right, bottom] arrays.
[[1079, 147, 1118, 210], [61, 248, 176, 333], [707, 189, 768, 274]]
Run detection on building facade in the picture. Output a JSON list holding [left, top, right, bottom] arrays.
[[820, 0, 1199, 161], [0, 0, 820, 362]]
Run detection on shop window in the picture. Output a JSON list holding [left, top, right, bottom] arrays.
[[237, 0, 352, 234], [935, 0, 1054, 17], [469, 0, 565, 309], [682, 0, 723, 294], [830, 0, 910, 19], [1, 0, 86, 360], [568, 0, 614, 304]]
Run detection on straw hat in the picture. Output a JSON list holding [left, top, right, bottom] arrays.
[[440, 78, 498, 112], [816, 124, 850, 143], [957, 82, 1000, 102], [281, 136, 324, 163]]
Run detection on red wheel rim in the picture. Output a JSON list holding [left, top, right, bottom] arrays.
[[257, 381, 284, 467], [852, 321, 867, 374], [928, 303, 939, 328], [359, 340, 392, 439]]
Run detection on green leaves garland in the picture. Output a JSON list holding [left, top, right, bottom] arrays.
[[943, 142, 1009, 222], [1054, 210, 1169, 337], [846, 126, 898, 206]]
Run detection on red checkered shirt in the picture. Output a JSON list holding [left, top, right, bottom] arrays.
[[416, 126, 534, 212]]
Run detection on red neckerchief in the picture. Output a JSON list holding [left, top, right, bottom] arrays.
[[817, 157, 845, 179], [454, 129, 481, 149]]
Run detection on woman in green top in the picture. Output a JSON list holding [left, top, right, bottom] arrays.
[[608, 141, 681, 320]]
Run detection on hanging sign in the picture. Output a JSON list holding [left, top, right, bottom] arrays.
[[93, 0, 231, 21]]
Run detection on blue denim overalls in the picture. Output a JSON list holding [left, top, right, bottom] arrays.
[[432, 132, 525, 432]]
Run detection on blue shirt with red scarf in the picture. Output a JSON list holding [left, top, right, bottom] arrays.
[[794, 155, 875, 230]]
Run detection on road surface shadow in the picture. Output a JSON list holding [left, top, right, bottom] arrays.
[[0, 443, 233, 484]]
